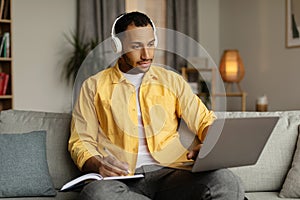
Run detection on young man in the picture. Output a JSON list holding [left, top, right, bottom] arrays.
[[69, 11, 245, 200]]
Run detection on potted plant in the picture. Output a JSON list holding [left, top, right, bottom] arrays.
[[62, 32, 98, 85]]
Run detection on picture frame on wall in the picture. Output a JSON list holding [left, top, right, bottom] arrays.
[[286, 0, 300, 48]]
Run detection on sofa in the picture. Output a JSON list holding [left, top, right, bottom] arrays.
[[0, 109, 299, 199]]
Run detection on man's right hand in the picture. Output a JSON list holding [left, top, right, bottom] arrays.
[[82, 155, 130, 177]]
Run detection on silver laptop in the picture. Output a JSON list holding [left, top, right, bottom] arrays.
[[191, 117, 279, 172]]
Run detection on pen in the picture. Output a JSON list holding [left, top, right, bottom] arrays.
[[103, 147, 131, 174]]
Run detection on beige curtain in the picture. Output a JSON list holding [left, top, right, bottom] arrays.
[[166, 0, 199, 70], [77, 0, 125, 43]]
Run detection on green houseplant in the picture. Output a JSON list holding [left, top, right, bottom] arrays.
[[62, 32, 98, 85]]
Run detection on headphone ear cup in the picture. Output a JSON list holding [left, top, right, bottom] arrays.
[[148, 18, 158, 47], [111, 36, 122, 53], [154, 35, 158, 47]]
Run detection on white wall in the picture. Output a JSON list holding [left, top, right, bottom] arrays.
[[198, 0, 220, 64], [220, 0, 300, 111], [12, 0, 76, 113]]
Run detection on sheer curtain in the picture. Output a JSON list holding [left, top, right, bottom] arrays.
[[77, 0, 125, 43], [166, 0, 199, 70]]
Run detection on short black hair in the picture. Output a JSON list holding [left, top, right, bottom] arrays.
[[114, 11, 154, 35]]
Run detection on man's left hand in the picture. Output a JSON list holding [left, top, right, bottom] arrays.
[[187, 143, 203, 160]]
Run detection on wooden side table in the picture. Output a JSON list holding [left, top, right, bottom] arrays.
[[214, 92, 247, 111], [215, 82, 247, 111]]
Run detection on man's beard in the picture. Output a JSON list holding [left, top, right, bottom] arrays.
[[121, 54, 153, 74]]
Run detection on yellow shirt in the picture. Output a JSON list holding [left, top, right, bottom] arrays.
[[68, 63, 216, 173]]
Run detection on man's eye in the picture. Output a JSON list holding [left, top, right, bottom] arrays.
[[132, 45, 141, 49], [148, 42, 155, 47]]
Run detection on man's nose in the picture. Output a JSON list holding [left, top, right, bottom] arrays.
[[141, 47, 150, 60]]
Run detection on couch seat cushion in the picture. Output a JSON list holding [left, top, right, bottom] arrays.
[[246, 192, 298, 200]]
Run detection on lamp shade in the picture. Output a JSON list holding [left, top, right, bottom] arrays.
[[219, 50, 245, 83]]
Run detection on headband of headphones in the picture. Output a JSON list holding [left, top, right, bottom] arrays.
[[111, 13, 158, 53]]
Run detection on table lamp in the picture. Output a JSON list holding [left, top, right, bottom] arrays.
[[219, 49, 245, 92]]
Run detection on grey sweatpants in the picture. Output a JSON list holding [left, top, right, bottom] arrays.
[[79, 165, 245, 200]]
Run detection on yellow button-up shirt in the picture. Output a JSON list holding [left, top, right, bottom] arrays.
[[69, 63, 216, 173]]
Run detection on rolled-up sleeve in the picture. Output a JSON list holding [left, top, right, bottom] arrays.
[[176, 76, 216, 142], [68, 78, 102, 170]]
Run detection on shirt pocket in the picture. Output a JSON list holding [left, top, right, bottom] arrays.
[[148, 96, 176, 115], [146, 95, 178, 130]]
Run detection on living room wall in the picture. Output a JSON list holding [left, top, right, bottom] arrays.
[[198, 0, 220, 64], [220, 0, 300, 111], [12, 0, 76, 112], [12, 0, 298, 112]]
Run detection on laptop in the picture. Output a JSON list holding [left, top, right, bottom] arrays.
[[191, 117, 279, 172]]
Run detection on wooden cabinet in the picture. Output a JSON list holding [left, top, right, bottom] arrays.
[[0, 0, 12, 111], [181, 67, 247, 111]]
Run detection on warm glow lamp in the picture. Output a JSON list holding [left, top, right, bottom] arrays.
[[219, 49, 245, 92]]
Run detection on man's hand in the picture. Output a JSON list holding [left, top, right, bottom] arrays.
[[187, 143, 203, 160], [187, 126, 209, 160], [99, 155, 130, 177], [82, 155, 130, 177]]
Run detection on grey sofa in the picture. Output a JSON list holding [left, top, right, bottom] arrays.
[[0, 109, 299, 199]]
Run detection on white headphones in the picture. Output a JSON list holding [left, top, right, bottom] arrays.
[[111, 13, 158, 53]]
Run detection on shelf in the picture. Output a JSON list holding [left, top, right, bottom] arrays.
[[198, 93, 211, 96], [183, 68, 213, 72], [0, 0, 13, 111], [0, 57, 11, 61], [0, 19, 11, 23], [0, 95, 12, 99], [214, 92, 246, 97]]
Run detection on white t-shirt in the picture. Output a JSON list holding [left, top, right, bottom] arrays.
[[123, 72, 158, 169]]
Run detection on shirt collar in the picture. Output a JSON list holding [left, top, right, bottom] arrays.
[[111, 61, 159, 84]]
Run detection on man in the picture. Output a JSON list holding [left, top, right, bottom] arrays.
[[69, 11, 245, 200]]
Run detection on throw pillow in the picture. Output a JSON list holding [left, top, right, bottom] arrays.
[[0, 131, 56, 197], [279, 124, 300, 198], [0, 110, 81, 188]]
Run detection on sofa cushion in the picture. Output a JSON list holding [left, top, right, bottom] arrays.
[[246, 192, 297, 200], [0, 131, 56, 197], [279, 124, 300, 198], [218, 111, 300, 192], [0, 110, 81, 189]]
